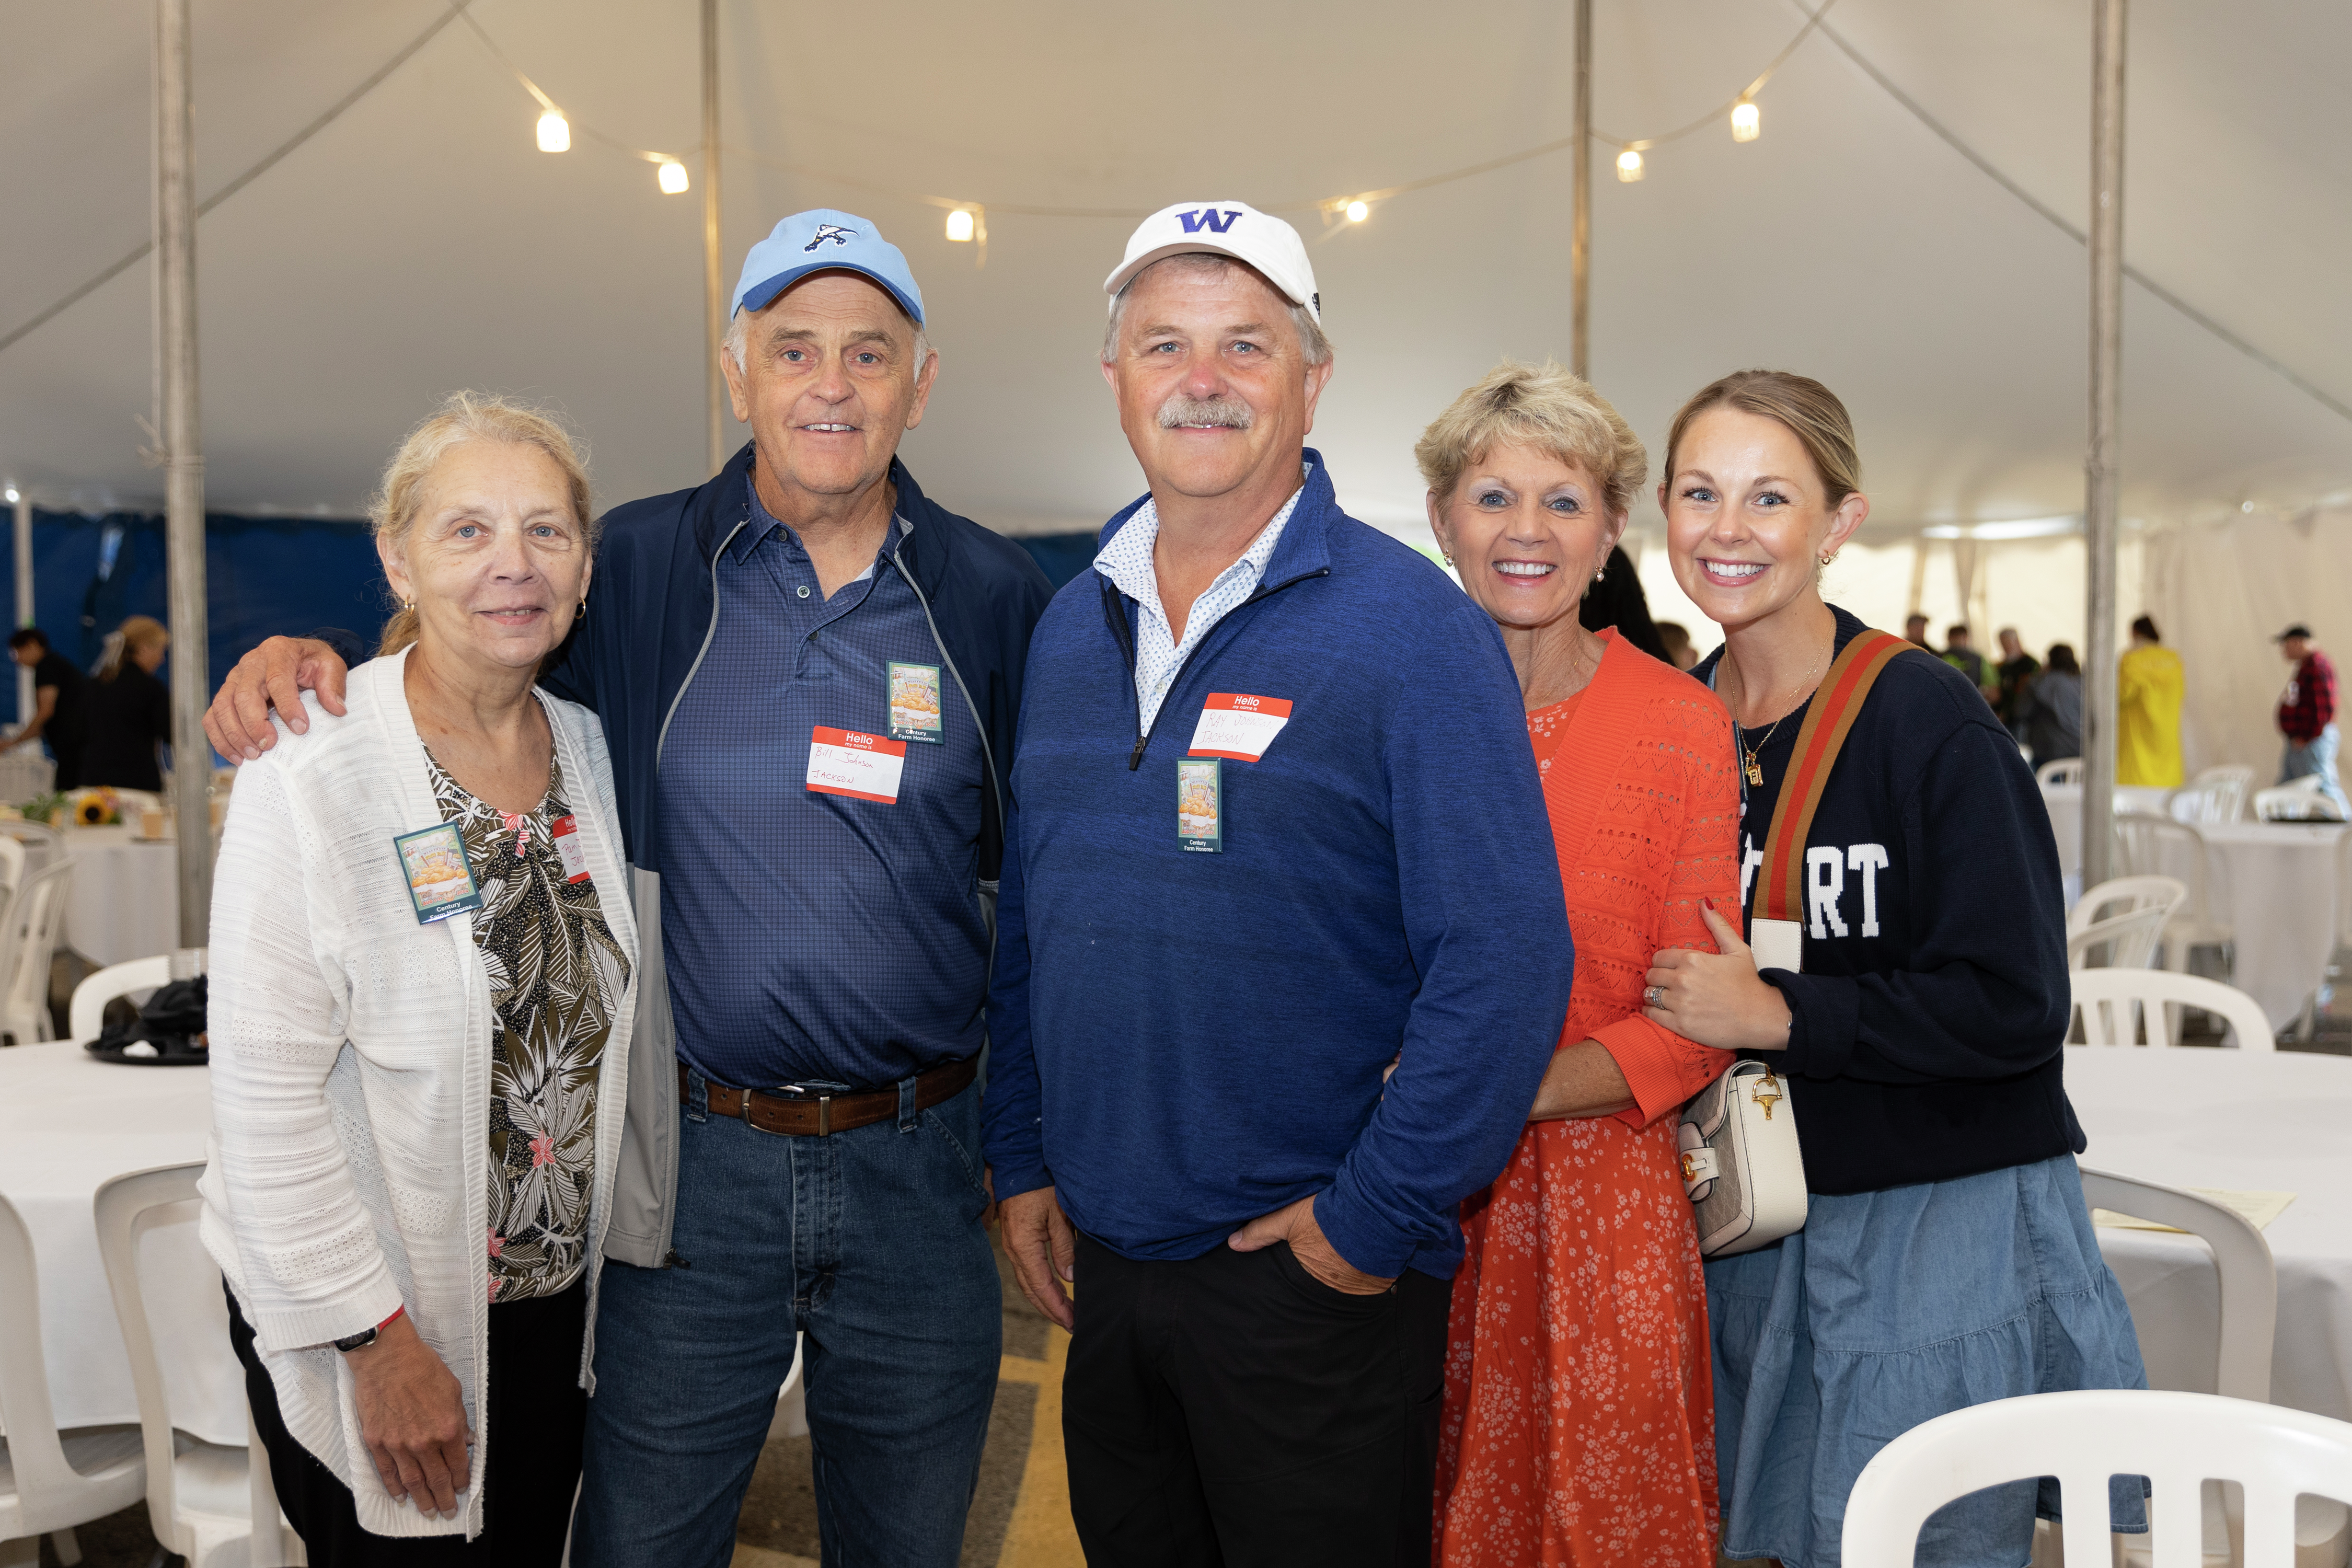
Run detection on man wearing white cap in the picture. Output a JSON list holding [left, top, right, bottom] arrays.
[[984, 203, 1573, 1560], [203, 210, 1053, 1566]]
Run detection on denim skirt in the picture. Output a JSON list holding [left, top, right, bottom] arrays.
[[1707, 1153, 2148, 1568]]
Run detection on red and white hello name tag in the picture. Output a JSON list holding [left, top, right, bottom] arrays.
[[1187, 693, 1293, 762], [549, 814, 592, 884], [806, 727, 906, 804]]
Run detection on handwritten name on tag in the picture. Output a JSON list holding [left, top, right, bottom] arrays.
[[1187, 693, 1293, 762], [550, 814, 592, 884], [806, 727, 907, 804]]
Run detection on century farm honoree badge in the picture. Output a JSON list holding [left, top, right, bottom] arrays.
[[1177, 757, 1222, 852], [887, 662, 944, 744], [394, 822, 484, 924]]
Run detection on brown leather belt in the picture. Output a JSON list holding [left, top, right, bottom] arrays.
[[684, 1056, 977, 1137]]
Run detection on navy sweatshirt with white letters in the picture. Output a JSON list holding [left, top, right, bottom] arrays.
[[1699, 606, 2083, 1194]]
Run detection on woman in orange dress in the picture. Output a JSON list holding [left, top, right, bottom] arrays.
[[1419, 361, 1740, 1567]]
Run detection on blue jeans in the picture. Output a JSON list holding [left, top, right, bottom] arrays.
[[571, 1072, 1001, 1567], [2282, 723, 2349, 816]]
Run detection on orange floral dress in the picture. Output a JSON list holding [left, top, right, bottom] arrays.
[[1433, 631, 1742, 1567]]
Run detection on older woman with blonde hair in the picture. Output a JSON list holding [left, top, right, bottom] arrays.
[[1421, 361, 1740, 1566], [199, 393, 637, 1563]]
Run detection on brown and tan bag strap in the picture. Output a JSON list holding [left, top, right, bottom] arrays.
[[1756, 629, 1917, 924]]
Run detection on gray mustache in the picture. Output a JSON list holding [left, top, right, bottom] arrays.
[[1157, 395, 1253, 430]]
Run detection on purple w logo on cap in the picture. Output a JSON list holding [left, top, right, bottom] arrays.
[[1178, 209, 1242, 235]]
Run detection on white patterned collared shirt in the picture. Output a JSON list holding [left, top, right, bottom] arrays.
[[1093, 472, 1307, 735]]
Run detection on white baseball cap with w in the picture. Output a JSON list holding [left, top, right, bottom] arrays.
[[1103, 200, 1321, 325]]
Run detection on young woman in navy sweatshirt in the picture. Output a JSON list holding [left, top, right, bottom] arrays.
[[1639, 371, 2146, 1568]]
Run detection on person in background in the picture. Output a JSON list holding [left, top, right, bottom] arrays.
[[201, 394, 638, 1562], [1574, 543, 1668, 662], [1903, 612, 1931, 649], [2275, 624, 2347, 816], [1993, 627, 2040, 738], [1940, 623, 1993, 699], [1657, 619, 1701, 672], [987, 202, 1574, 1563], [1647, 369, 2144, 1568], [1416, 360, 1737, 1566], [77, 615, 172, 791], [2022, 643, 2082, 767], [6, 626, 87, 787], [2118, 614, 2185, 787]]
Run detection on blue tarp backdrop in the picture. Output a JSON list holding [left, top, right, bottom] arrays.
[[5, 509, 387, 727]]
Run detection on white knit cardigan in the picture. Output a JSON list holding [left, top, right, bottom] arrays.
[[198, 650, 638, 1540]]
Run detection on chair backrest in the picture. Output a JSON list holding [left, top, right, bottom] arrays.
[[0, 834, 24, 901], [2078, 1168, 2276, 1400], [1842, 1389, 2352, 1567], [68, 950, 203, 1041], [0, 1187, 131, 1536], [2067, 905, 2174, 971], [2070, 967, 2276, 1051], [2070, 875, 2188, 933], [2113, 814, 2214, 921], [0, 855, 75, 1043], [2176, 766, 2254, 825], [91, 1162, 205, 1554], [2256, 776, 2347, 822], [2038, 758, 2086, 787]]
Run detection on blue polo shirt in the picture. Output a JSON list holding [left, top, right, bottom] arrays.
[[655, 478, 990, 1089]]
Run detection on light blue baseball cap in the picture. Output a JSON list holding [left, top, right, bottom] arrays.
[[731, 209, 925, 326]]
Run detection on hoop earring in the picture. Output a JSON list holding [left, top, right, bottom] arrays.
[[577, 599, 587, 618], [402, 598, 414, 612]]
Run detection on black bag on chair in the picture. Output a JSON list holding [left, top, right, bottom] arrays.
[[85, 974, 208, 1065]]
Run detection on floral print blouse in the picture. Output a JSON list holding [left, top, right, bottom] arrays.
[[425, 744, 631, 1302]]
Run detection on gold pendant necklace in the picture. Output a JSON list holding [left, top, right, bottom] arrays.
[[1732, 654, 1828, 788]]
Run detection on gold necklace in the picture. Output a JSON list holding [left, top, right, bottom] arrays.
[[1732, 656, 1828, 787]]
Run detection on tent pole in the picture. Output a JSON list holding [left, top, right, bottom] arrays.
[[2081, 0, 2126, 894], [701, 0, 724, 477], [157, 0, 210, 948], [13, 492, 30, 728], [1570, 0, 1590, 381]]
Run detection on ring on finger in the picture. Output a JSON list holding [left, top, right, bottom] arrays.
[[1643, 984, 1665, 1008]]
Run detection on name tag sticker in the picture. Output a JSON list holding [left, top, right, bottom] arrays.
[[550, 814, 592, 884], [1187, 693, 1293, 762], [395, 823, 483, 925], [1178, 757, 1223, 852], [1750, 916, 1804, 974], [887, 661, 944, 744], [807, 726, 907, 804]]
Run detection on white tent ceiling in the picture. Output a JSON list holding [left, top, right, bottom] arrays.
[[4, 0, 2349, 544]]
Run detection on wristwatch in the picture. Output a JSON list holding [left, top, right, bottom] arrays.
[[334, 1304, 405, 1353]]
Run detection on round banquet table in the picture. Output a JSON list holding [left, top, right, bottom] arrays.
[[2042, 783, 2346, 1030], [56, 823, 186, 967], [2063, 1045, 2352, 1421], [0, 1039, 246, 1445]]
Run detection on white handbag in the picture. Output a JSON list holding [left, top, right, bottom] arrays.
[[1677, 1060, 1807, 1258]]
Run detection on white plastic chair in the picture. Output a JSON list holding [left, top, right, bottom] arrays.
[[2172, 767, 2254, 827], [93, 1164, 293, 1568], [67, 949, 205, 1042], [2070, 969, 2275, 1052], [2040, 758, 2088, 787], [1844, 1390, 2352, 1567], [2079, 1170, 2275, 1401], [2070, 878, 2188, 972], [0, 838, 24, 906], [2256, 776, 2348, 823], [0, 1192, 146, 1568], [0, 857, 73, 1045], [2114, 814, 2234, 975]]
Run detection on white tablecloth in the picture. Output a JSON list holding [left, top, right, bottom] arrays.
[[2065, 1046, 2352, 1420], [58, 823, 184, 966], [0, 1039, 245, 1444], [2043, 785, 2346, 1029]]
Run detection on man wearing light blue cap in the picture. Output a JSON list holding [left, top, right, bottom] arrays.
[[203, 209, 1053, 1565]]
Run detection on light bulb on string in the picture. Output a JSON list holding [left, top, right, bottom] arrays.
[[1731, 101, 1760, 143], [656, 159, 689, 194], [945, 209, 976, 243], [1345, 200, 1369, 223], [536, 109, 570, 152], [1616, 148, 1644, 182]]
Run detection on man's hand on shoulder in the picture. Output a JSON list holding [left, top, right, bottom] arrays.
[[1227, 1194, 1393, 1296], [203, 636, 350, 760], [996, 1180, 1077, 1330]]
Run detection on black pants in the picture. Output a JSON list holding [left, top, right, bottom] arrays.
[[227, 1279, 587, 1566], [1062, 1231, 1449, 1567]]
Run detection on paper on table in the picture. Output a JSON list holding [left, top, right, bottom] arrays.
[[2093, 1189, 2297, 1233]]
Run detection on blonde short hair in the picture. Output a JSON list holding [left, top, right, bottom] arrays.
[[1414, 360, 1646, 518], [371, 393, 593, 656]]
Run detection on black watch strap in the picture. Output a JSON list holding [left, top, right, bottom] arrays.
[[333, 1324, 379, 1353]]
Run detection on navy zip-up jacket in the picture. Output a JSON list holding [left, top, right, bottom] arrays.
[[982, 452, 1574, 1281]]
